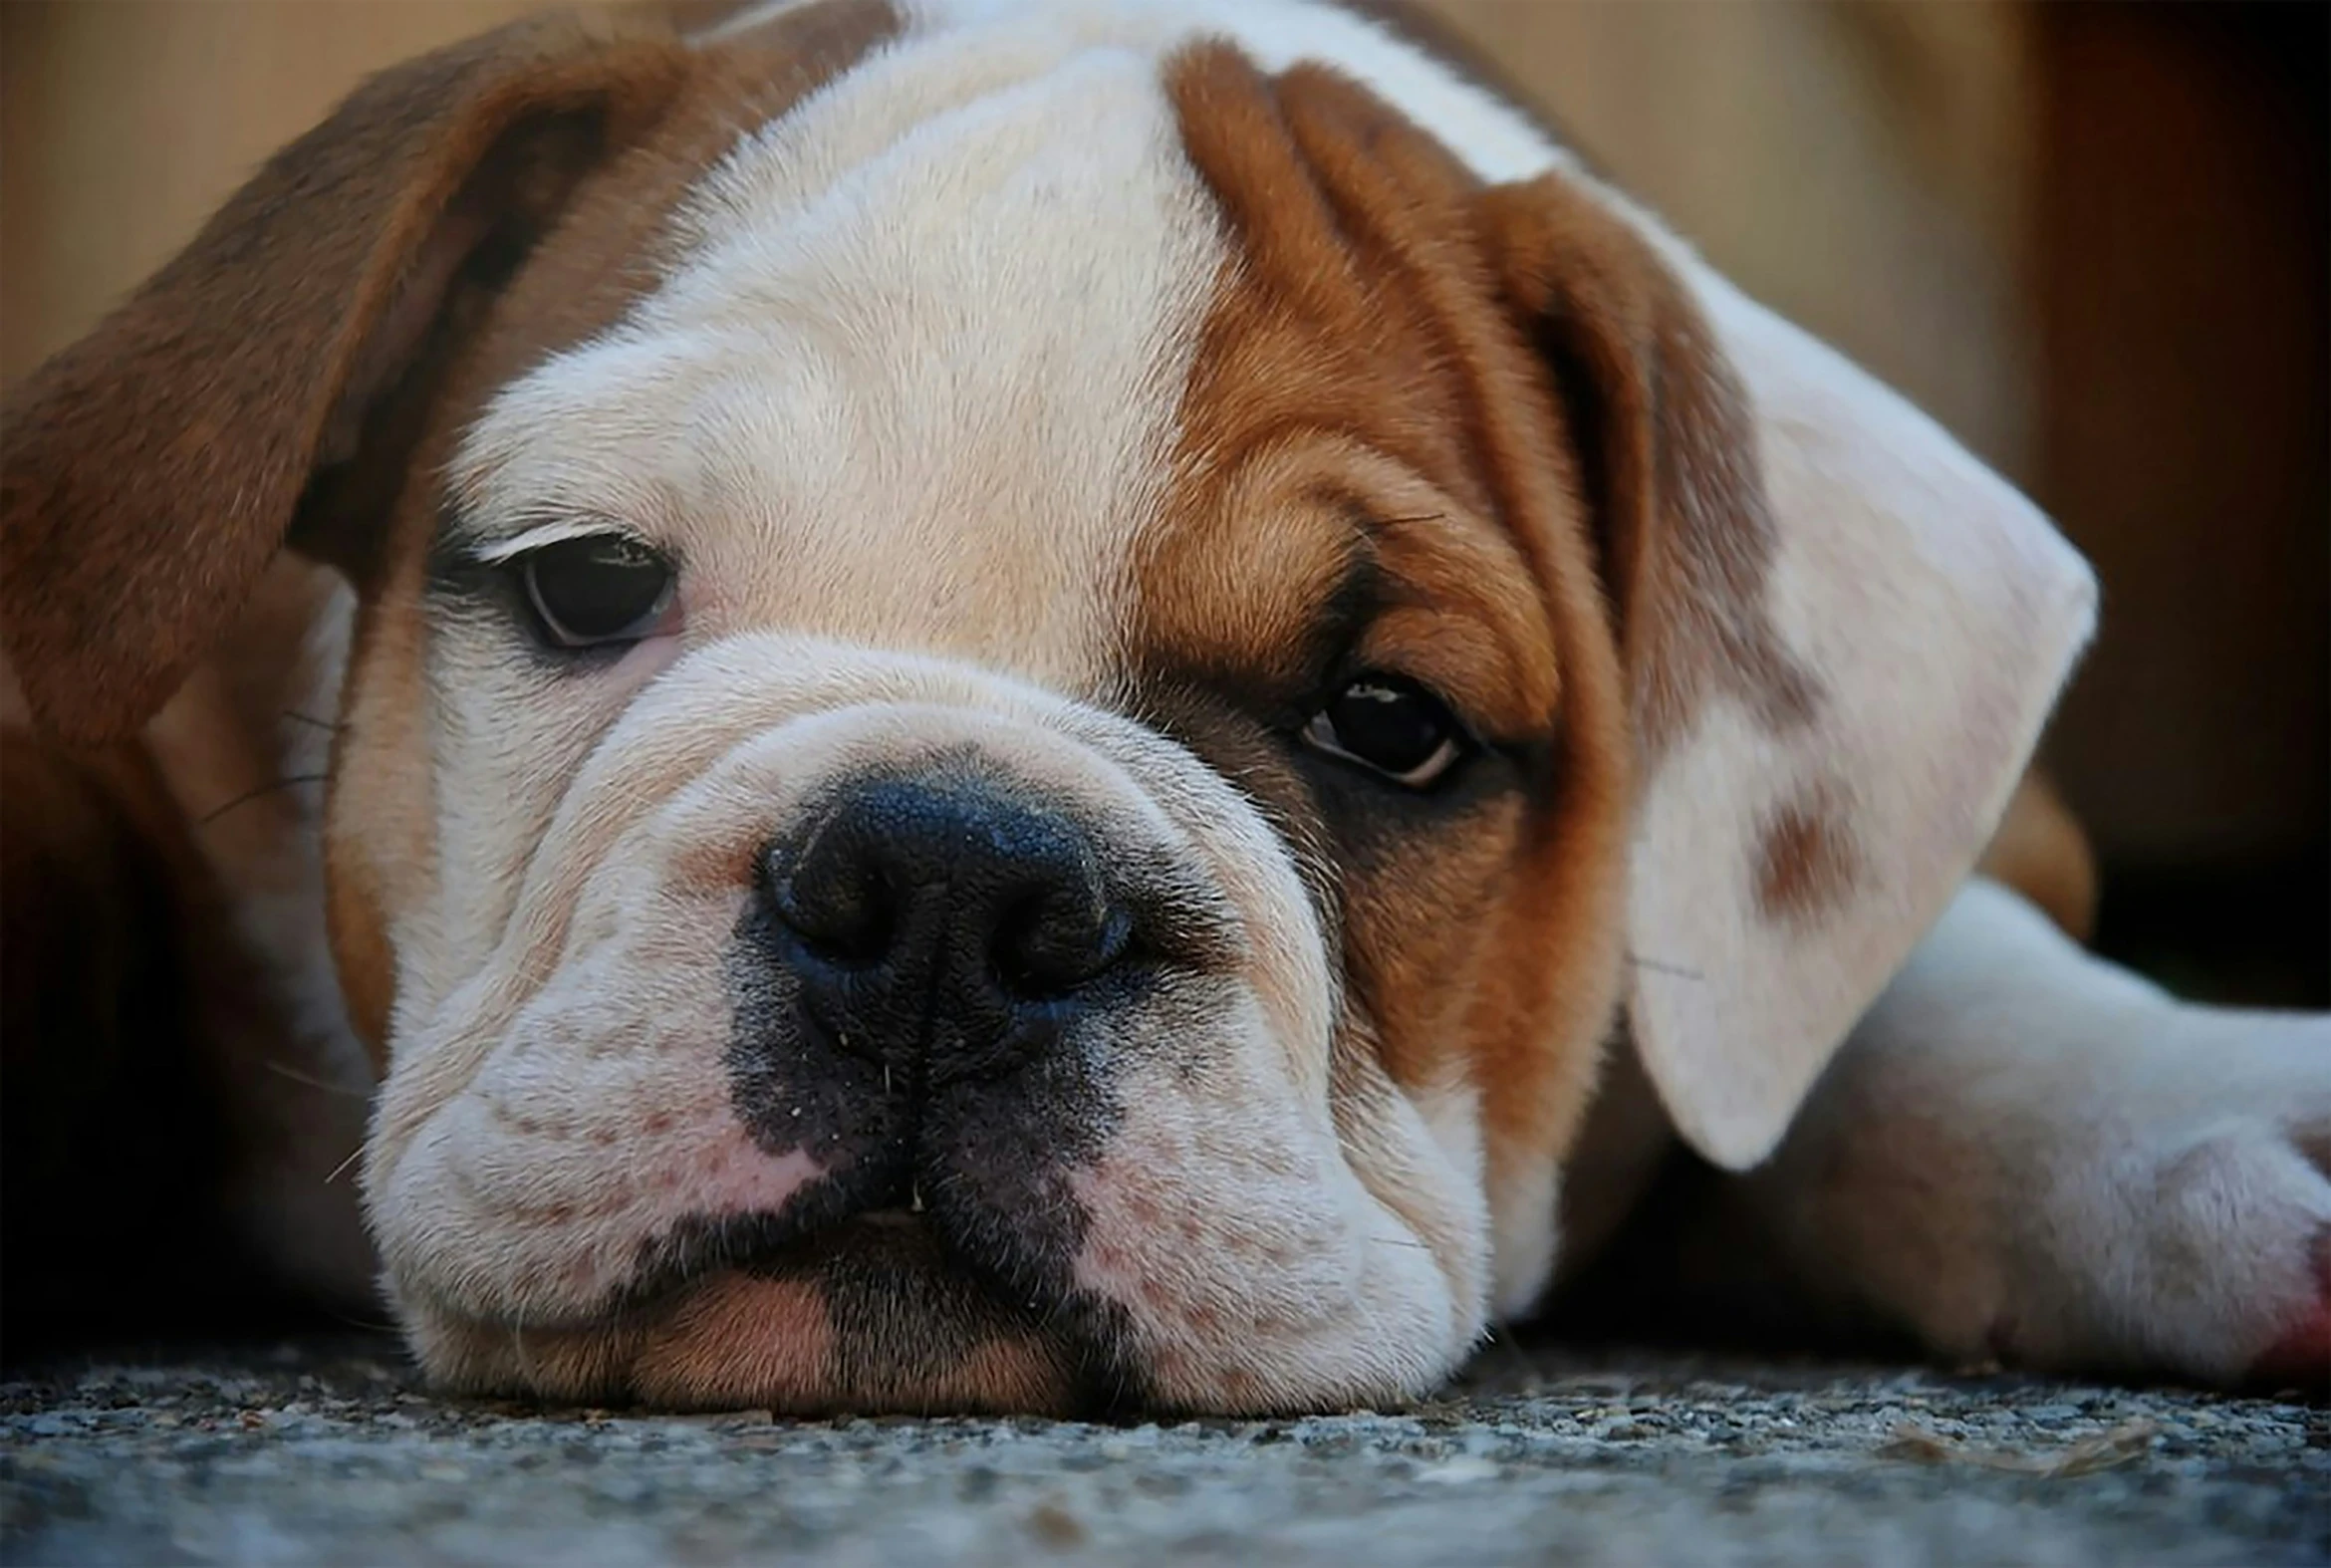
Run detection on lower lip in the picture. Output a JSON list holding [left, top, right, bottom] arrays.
[[729, 1207, 944, 1275]]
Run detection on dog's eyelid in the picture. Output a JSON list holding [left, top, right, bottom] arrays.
[[467, 516, 654, 567]]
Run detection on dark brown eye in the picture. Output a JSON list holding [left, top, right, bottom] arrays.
[[516, 535, 675, 650], [1300, 673, 1468, 787]]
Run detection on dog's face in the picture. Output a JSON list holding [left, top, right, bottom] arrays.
[[1, 1, 2093, 1414]]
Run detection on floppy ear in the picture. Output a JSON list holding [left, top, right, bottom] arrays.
[[1482, 169, 2097, 1171], [0, 15, 688, 745]]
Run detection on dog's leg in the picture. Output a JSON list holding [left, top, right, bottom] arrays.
[[1736, 878, 2330, 1388]]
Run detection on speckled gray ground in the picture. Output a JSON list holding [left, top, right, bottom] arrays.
[[2, 1334, 2324, 1566]]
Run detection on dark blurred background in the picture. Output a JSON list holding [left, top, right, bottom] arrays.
[[5, 0, 2324, 1002]]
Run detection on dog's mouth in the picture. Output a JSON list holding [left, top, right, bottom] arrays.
[[564, 1172, 1133, 1415], [636, 1176, 1028, 1306], [716, 1202, 1006, 1295]]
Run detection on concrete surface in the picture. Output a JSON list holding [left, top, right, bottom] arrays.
[[3, 1333, 2325, 1566]]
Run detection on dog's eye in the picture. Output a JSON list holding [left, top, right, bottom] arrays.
[[1300, 673, 1468, 788], [515, 535, 676, 650]]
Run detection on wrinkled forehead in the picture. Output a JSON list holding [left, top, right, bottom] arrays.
[[452, 15, 1232, 692], [446, 1, 1579, 698]]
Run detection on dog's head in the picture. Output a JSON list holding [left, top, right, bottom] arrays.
[[0, 1, 2092, 1414]]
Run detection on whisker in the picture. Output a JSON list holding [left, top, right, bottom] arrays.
[[1368, 1234, 1432, 1251], [1626, 954, 1704, 981], [198, 772, 329, 826], [261, 1059, 370, 1099], [280, 709, 344, 734], [324, 1144, 366, 1185]]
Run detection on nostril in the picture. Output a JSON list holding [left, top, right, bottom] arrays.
[[765, 842, 895, 966], [762, 775, 1150, 1087], [991, 887, 1135, 998]]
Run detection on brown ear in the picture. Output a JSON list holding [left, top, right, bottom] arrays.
[[1482, 168, 2096, 1170], [1481, 175, 1808, 763], [0, 15, 688, 745]]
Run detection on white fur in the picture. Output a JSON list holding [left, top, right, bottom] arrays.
[[1628, 280, 2097, 1170], [1745, 880, 2331, 1383]]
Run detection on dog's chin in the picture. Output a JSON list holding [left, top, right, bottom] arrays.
[[643, 1214, 1099, 1416], [412, 1211, 1105, 1416]]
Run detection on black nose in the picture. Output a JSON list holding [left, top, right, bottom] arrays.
[[762, 776, 1134, 1082]]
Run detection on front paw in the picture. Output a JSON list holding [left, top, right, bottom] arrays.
[[2246, 1226, 2329, 1392], [2010, 1019, 2331, 1390]]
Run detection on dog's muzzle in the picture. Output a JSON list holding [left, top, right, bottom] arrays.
[[708, 763, 1154, 1331]]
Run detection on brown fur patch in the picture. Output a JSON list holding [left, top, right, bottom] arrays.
[[0, 15, 695, 743], [1149, 45, 1635, 1195], [1476, 171, 1820, 763], [326, 580, 430, 1066], [1752, 780, 1863, 922], [630, 1275, 835, 1408]]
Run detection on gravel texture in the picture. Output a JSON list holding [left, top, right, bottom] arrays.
[[3, 1333, 2325, 1566]]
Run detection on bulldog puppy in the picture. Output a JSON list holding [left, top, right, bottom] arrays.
[[3, 0, 2325, 1411]]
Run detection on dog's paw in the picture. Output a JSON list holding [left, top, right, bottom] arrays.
[[2137, 1110, 2329, 1391], [2246, 1225, 2329, 1391], [2014, 1015, 2331, 1390], [1767, 886, 2331, 1392]]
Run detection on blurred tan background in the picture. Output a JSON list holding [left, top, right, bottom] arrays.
[[4, 1, 2323, 1000]]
